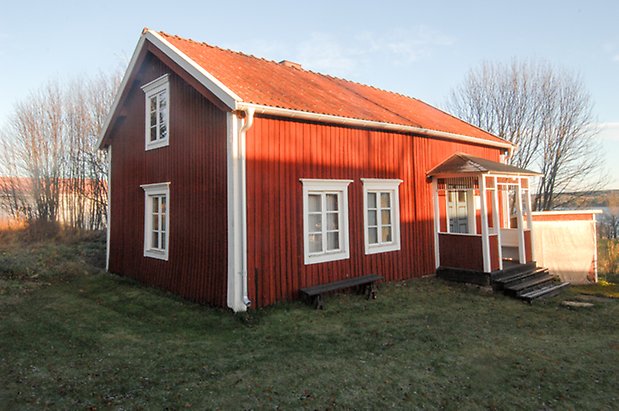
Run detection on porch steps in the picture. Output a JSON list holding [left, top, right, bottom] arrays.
[[519, 282, 571, 302], [491, 263, 570, 302], [491, 263, 538, 290]]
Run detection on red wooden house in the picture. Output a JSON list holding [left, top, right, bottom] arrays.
[[99, 29, 546, 311]]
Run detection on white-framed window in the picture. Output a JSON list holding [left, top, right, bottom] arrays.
[[301, 179, 352, 265], [141, 182, 170, 260], [362, 179, 402, 254], [141, 74, 170, 151]]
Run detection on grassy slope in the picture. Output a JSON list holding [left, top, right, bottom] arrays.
[[1, 234, 618, 409]]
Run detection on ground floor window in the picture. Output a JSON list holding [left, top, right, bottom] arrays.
[[141, 182, 170, 260], [362, 179, 402, 254], [301, 179, 352, 264]]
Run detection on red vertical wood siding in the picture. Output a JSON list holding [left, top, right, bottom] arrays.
[[246, 116, 502, 307], [438, 234, 484, 271], [108, 52, 228, 307]]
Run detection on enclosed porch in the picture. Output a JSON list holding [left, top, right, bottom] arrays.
[[428, 153, 540, 285]]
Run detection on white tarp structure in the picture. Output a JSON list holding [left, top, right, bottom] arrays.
[[532, 211, 601, 284]]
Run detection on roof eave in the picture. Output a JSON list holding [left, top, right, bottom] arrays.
[[238, 102, 514, 152]]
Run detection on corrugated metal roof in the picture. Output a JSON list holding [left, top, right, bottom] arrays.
[[427, 153, 541, 176], [158, 31, 509, 145]]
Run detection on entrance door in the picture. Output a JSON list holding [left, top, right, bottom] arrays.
[[448, 191, 469, 233]]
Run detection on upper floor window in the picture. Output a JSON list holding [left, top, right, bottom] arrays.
[[141, 74, 170, 150], [362, 179, 402, 254], [141, 182, 170, 260], [301, 179, 352, 265]]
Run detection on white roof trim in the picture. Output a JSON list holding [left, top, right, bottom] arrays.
[[532, 210, 603, 216], [146, 30, 241, 106], [238, 103, 514, 152], [97, 29, 242, 148], [97, 34, 147, 149]]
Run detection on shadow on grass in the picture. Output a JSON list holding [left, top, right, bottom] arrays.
[[1, 233, 618, 409]]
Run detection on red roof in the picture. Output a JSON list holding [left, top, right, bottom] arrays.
[[158, 31, 507, 145]]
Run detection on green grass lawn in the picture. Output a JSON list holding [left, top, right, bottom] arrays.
[[1, 232, 618, 409]]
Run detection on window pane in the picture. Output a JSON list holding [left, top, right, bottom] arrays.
[[152, 197, 159, 213], [308, 194, 321, 212], [150, 96, 157, 113], [326, 194, 338, 211], [161, 215, 166, 232], [458, 191, 466, 202], [326, 212, 338, 230], [381, 192, 391, 208], [161, 196, 166, 213], [367, 192, 377, 209], [308, 214, 322, 231], [159, 122, 167, 140], [368, 210, 377, 226], [150, 126, 157, 142], [327, 232, 339, 250], [152, 214, 159, 230], [150, 111, 157, 128], [161, 233, 166, 250], [159, 91, 167, 109], [368, 227, 378, 244], [381, 210, 391, 225], [309, 234, 322, 253], [382, 226, 392, 242], [151, 230, 159, 249]]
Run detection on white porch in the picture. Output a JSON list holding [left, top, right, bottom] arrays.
[[427, 153, 540, 281]]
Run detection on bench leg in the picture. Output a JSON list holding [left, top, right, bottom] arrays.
[[365, 283, 377, 300], [314, 294, 324, 310]]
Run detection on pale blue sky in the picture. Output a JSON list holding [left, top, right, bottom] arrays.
[[1, 0, 617, 187]]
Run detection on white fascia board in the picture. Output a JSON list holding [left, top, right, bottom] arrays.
[[96, 34, 148, 149], [146, 30, 241, 108], [97, 29, 242, 150], [238, 103, 514, 152], [532, 210, 603, 216]]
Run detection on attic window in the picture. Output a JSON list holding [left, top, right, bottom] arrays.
[[142, 74, 170, 151]]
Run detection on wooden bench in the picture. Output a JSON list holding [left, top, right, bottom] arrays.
[[299, 274, 384, 309]]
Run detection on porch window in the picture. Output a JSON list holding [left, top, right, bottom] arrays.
[[142, 74, 170, 151], [301, 179, 352, 265], [362, 179, 402, 254], [141, 182, 170, 260]]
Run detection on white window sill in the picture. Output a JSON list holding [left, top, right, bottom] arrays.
[[304, 250, 349, 265], [365, 243, 401, 255], [145, 139, 169, 151], [144, 249, 168, 261]]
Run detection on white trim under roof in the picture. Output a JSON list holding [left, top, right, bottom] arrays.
[[238, 103, 514, 153], [532, 210, 603, 216]]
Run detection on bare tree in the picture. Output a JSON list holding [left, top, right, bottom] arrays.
[[0, 71, 120, 231], [600, 191, 619, 240], [1, 83, 65, 224], [446, 60, 606, 210]]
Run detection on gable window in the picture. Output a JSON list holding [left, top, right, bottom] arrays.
[[362, 179, 402, 254], [141, 74, 170, 150], [141, 182, 170, 260], [301, 179, 352, 265]]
